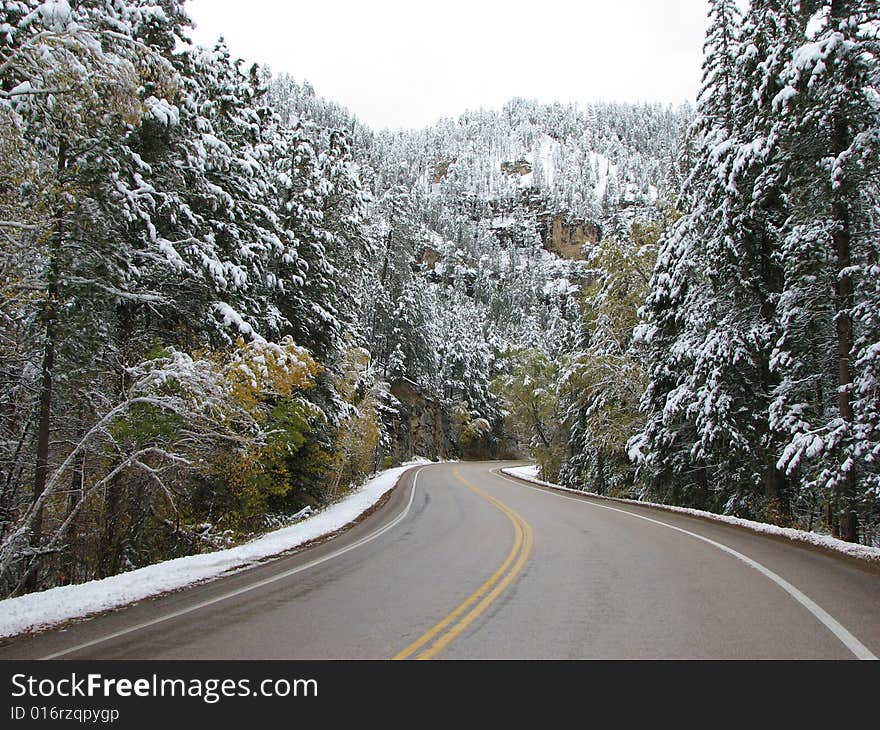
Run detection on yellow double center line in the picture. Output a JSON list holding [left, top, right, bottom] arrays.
[[392, 467, 534, 660]]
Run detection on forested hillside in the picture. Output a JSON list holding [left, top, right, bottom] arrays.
[[1, 0, 878, 599]]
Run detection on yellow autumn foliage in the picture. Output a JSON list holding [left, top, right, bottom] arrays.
[[327, 348, 384, 498], [222, 336, 321, 415]]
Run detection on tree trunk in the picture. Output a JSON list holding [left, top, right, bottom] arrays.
[[62, 445, 84, 585], [379, 226, 392, 285], [26, 135, 68, 589], [833, 196, 858, 541], [692, 464, 710, 510], [762, 459, 788, 526], [595, 450, 605, 496], [372, 225, 394, 379], [830, 0, 858, 543], [98, 302, 136, 578]]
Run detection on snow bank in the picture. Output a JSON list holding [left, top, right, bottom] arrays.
[[0, 460, 432, 639], [501, 465, 880, 565], [505, 464, 542, 482]]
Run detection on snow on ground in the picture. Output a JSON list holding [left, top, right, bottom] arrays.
[[501, 465, 880, 564], [520, 134, 559, 189], [0, 459, 433, 639], [506, 464, 541, 481], [589, 150, 614, 200]]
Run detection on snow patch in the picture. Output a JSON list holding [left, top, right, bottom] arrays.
[[213, 302, 259, 340], [34, 0, 72, 32], [145, 97, 179, 127]]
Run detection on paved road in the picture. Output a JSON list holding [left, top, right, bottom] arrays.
[[1, 462, 878, 659]]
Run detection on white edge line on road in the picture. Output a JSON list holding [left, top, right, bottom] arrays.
[[40, 467, 426, 660], [492, 468, 878, 661]]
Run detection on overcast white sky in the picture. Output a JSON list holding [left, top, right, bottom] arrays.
[[186, 0, 710, 130]]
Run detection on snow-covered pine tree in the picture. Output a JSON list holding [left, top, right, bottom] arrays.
[[685, 0, 806, 520], [770, 0, 880, 541], [698, 0, 742, 128], [629, 1, 746, 510]]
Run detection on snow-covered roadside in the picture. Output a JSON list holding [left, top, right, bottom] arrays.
[[501, 464, 880, 565], [0, 459, 433, 639]]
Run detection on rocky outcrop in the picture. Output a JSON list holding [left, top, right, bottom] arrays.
[[537, 214, 600, 261], [501, 159, 533, 177], [388, 379, 454, 462], [419, 246, 441, 270], [433, 159, 455, 183], [386, 378, 520, 463]]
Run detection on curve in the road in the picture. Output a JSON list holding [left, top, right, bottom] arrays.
[[393, 467, 533, 660], [492, 468, 878, 661], [3, 461, 877, 660]]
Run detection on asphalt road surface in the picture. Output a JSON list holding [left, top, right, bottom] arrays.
[[1, 462, 878, 659]]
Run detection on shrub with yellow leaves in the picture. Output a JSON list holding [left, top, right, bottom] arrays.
[[203, 337, 325, 532], [326, 348, 387, 499], [222, 336, 321, 414]]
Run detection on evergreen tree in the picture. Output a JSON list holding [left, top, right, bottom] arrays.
[[770, 0, 880, 540], [699, 0, 742, 127]]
